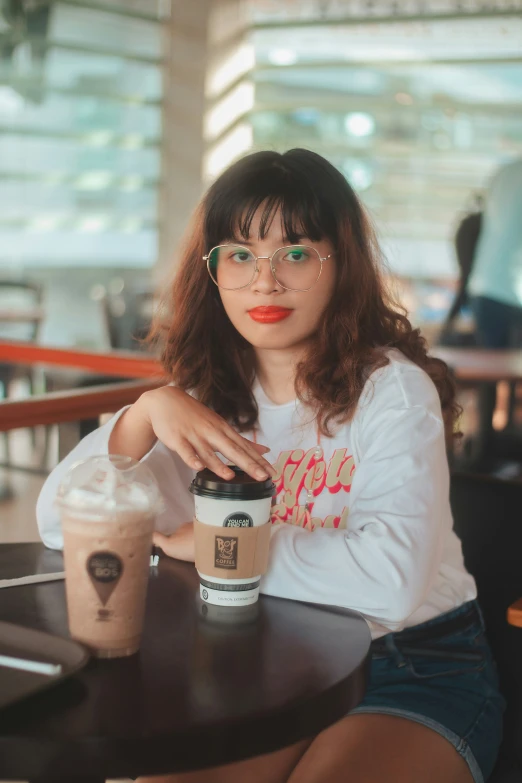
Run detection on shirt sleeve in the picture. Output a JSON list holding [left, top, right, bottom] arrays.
[[36, 407, 195, 550], [260, 367, 450, 635]]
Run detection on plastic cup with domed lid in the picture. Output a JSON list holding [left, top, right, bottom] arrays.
[[56, 454, 163, 658], [190, 466, 276, 607]]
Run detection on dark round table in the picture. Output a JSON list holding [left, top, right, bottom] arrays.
[[0, 543, 371, 782]]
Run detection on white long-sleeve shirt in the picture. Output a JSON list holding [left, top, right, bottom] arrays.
[[37, 349, 477, 638]]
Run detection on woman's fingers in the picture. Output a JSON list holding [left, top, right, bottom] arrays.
[[193, 442, 236, 480], [153, 531, 172, 553], [209, 437, 273, 480], [174, 437, 205, 472], [174, 434, 266, 481], [165, 422, 273, 481], [223, 429, 275, 474], [146, 389, 274, 479], [153, 525, 195, 563]]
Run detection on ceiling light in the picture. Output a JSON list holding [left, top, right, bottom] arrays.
[[342, 160, 373, 191], [344, 112, 376, 138], [267, 49, 298, 66]]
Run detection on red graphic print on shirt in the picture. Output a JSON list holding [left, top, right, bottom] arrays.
[[270, 447, 355, 531]]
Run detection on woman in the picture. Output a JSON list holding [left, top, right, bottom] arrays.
[[468, 159, 522, 349], [467, 160, 522, 457], [37, 149, 504, 783]]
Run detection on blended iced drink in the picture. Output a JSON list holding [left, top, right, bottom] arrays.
[[190, 467, 275, 607], [57, 455, 161, 658]]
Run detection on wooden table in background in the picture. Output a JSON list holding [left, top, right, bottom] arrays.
[[0, 543, 371, 783], [434, 348, 522, 467], [434, 348, 522, 384]]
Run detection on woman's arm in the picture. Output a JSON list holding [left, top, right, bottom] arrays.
[[108, 386, 272, 479], [37, 386, 273, 550], [36, 405, 153, 550], [108, 394, 157, 460]]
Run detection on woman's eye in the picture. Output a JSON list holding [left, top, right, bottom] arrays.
[[231, 252, 251, 263], [286, 250, 307, 263]]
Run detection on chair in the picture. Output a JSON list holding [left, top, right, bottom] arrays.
[[450, 473, 522, 782], [66, 288, 158, 440], [100, 287, 157, 351], [41, 286, 158, 449], [0, 280, 44, 462], [0, 280, 44, 392]]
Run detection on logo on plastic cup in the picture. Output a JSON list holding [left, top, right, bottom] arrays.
[[87, 551, 123, 606], [214, 536, 238, 569], [223, 512, 253, 528]]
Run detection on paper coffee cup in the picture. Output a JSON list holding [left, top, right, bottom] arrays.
[[190, 467, 275, 607]]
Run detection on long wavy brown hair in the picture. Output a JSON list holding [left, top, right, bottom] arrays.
[[149, 149, 459, 441]]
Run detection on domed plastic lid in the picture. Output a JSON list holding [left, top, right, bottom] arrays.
[[56, 454, 163, 517], [189, 466, 275, 501]]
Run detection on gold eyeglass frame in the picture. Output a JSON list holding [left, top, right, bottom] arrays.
[[203, 244, 333, 292]]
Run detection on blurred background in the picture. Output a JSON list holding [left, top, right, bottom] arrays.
[[1, 0, 521, 346], [1, 0, 522, 538]]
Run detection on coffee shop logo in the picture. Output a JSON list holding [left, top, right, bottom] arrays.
[[223, 512, 253, 528], [214, 536, 238, 570], [87, 551, 123, 606]]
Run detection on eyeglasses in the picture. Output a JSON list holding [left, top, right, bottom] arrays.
[[203, 244, 333, 292]]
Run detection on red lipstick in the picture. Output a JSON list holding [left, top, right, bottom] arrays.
[[248, 306, 293, 323]]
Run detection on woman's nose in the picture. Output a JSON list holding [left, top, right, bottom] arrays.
[[251, 257, 282, 294]]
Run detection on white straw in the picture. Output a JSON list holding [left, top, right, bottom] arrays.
[[0, 571, 66, 589], [0, 654, 62, 676]]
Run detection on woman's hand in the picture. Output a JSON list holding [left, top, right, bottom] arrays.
[[135, 386, 274, 481], [154, 523, 195, 563]]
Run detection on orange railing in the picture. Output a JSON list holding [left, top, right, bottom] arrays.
[[0, 340, 162, 379], [3, 340, 522, 432], [0, 380, 162, 431], [0, 341, 165, 431]]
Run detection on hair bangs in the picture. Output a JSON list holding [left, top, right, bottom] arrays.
[[204, 154, 336, 248]]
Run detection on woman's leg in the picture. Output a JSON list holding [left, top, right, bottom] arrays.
[[137, 738, 311, 783], [288, 713, 474, 783], [138, 711, 475, 783]]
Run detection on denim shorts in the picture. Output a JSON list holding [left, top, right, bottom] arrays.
[[350, 600, 506, 783]]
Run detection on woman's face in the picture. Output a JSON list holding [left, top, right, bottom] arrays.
[[217, 209, 336, 353]]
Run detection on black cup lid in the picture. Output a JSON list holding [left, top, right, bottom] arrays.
[[189, 466, 275, 500]]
